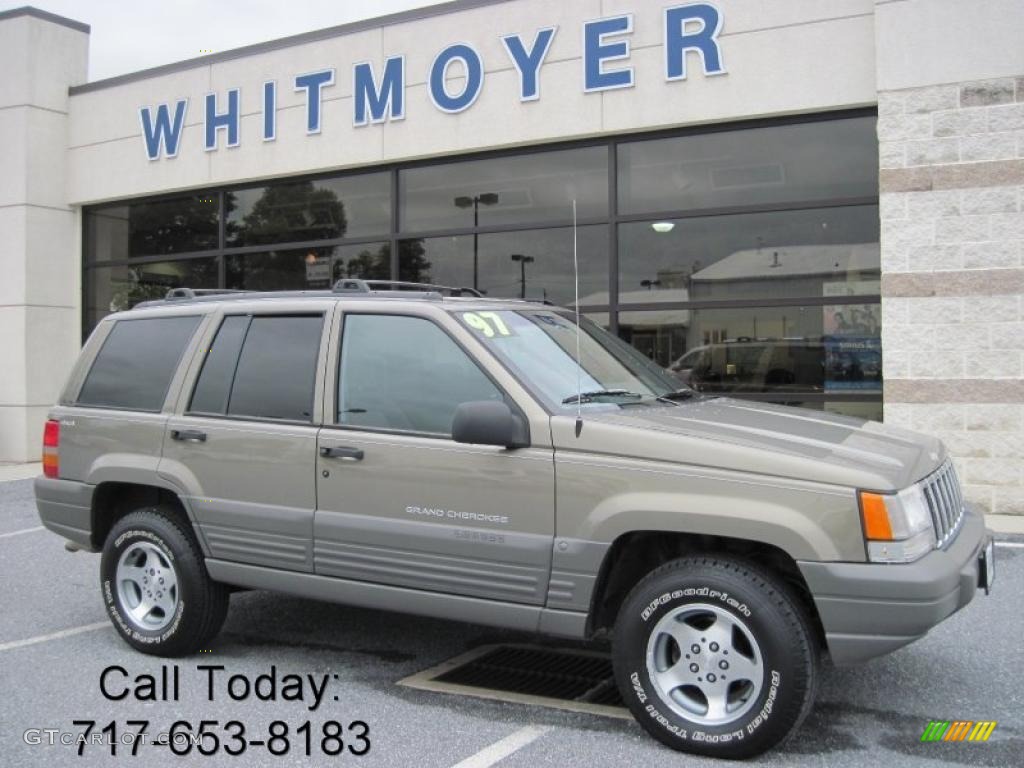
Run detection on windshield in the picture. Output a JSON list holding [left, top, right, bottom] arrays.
[[453, 308, 683, 410]]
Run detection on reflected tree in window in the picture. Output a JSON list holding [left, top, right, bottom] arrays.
[[338, 244, 391, 281], [227, 181, 347, 246], [129, 194, 219, 256], [398, 240, 431, 283]]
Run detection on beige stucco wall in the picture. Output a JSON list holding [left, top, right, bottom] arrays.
[[0, 11, 88, 462]]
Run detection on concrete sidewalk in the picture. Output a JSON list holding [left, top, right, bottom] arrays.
[[0, 462, 41, 482], [2, 461, 1022, 534]]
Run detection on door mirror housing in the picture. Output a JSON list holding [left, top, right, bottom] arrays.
[[451, 401, 529, 449]]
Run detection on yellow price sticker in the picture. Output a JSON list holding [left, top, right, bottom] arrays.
[[462, 311, 513, 338]]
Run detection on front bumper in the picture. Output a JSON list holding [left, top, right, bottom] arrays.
[[34, 476, 95, 551], [798, 505, 990, 665]]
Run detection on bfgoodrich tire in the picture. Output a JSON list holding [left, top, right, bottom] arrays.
[[612, 555, 819, 759], [100, 506, 229, 657]]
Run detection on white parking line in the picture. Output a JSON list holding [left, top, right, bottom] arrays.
[[995, 541, 1024, 548], [450, 726, 552, 768], [0, 622, 109, 653], [0, 526, 44, 539]]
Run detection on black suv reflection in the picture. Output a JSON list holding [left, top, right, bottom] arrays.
[[669, 337, 881, 396]]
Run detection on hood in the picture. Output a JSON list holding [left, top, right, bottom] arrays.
[[551, 397, 944, 492]]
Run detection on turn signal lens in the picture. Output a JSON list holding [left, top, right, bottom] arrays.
[[42, 419, 59, 478], [858, 487, 937, 563], [859, 492, 893, 541]]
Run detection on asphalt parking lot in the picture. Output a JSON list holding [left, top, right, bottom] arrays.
[[1, 475, 1022, 767]]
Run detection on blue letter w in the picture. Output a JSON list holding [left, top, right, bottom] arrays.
[[139, 100, 188, 160]]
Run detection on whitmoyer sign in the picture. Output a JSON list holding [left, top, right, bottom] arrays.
[[138, 3, 726, 160]]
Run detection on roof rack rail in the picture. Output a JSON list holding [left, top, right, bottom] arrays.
[[164, 288, 246, 300], [332, 278, 482, 297]]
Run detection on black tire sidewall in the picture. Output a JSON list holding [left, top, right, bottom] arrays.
[[614, 559, 814, 757], [100, 509, 203, 654]]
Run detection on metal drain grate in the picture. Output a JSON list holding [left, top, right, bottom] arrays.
[[397, 644, 629, 719]]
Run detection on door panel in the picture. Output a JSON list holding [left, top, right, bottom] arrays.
[[161, 417, 318, 571], [315, 431, 554, 603]]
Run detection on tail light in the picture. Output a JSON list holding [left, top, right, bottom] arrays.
[[42, 420, 59, 478]]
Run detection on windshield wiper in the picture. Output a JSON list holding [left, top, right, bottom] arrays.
[[658, 389, 701, 402], [562, 389, 645, 405]]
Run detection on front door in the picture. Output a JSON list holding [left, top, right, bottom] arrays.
[[314, 311, 555, 605]]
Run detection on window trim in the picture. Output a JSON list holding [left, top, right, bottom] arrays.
[[327, 310, 528, 441]]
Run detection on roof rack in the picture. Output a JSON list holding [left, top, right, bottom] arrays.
[[332, 278, 482, 297], [164, 288, 246, 300]]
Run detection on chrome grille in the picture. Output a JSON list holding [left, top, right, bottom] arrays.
[[922, 460, 965, 548]]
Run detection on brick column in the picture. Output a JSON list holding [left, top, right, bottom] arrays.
[[0, 9, 89, 462], [876, 1, 1024, 514]]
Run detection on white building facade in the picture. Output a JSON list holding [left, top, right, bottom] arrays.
[[1, 0, 1023, 513]]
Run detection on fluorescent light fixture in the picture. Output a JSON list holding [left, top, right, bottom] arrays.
[[651, 221, 675, 233]]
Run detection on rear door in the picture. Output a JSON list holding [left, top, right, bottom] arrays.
[[313, 309, 555, 605], [160, 305, 333, 573]]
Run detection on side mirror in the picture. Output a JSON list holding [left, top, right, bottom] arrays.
[[451, 401, 529, 449]]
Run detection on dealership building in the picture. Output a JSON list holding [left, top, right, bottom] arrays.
[[1, 1, 1022, 511]]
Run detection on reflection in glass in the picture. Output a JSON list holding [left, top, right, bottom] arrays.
[[84, 258, 219, 333], [225, 173, 389, 246], [618, 304, 882, 402], [84, 193, 219, 260], [400, 147, 608, 232], [618, 116, 878, 214], [226, 243, 390, 291], [399, 226, 607, 305], [618, 206, 880, 304]]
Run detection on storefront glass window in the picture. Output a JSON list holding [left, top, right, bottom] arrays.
[[225, 172, 390, 246], [399, 147, 608, 232], [225, 243, 390, 291], [617, 206, 880, 305], [84, 192, 219, 261], [81, 112, 881, 421], [84, 258, 218, 330], [398, 225, 607, 306], [617, 116, 878, 214]]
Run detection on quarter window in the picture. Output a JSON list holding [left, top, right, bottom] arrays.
[[338, 314, 503, 435], [77, 316, 201, 411]]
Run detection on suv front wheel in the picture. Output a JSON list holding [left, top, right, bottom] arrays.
[[612, 555, 819, 759], [100, 506, 229, 656]]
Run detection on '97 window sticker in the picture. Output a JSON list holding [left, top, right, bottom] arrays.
[[460, 311, 517, 339]]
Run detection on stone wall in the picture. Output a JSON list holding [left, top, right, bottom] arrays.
[[879, 77, 1024, 514]]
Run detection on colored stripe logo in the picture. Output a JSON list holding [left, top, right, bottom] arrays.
[[920, 721, 997, 742]]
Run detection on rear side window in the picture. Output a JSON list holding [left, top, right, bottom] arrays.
[[77, 316, 201, 411], [189, 314, 323, 422], [188, 316, 249, 414]]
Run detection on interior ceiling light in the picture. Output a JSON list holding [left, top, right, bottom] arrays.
[[651, 221, 675, 233]]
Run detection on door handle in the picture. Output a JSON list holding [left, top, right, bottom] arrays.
[[320, 446, 364, 460], [171, 429, 207, 442]]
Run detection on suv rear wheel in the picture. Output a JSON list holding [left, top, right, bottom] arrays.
[[100, 506, 229, 656], [612, 555, 818, 759]]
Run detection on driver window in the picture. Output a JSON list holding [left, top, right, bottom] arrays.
[[337, 314, 504, 435]]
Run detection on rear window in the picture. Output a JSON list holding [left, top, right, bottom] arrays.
[[77, 316, 201, 411]]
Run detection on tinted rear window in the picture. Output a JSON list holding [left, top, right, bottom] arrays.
[[188, 315, 249, 414], [77, 316, 201, 410], [226, 315, 323, 421]]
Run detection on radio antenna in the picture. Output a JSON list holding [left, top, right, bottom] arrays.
[[573, 199, 583, 438]]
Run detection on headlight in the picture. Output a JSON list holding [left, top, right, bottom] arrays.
[[859, 486, 936, 563]]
